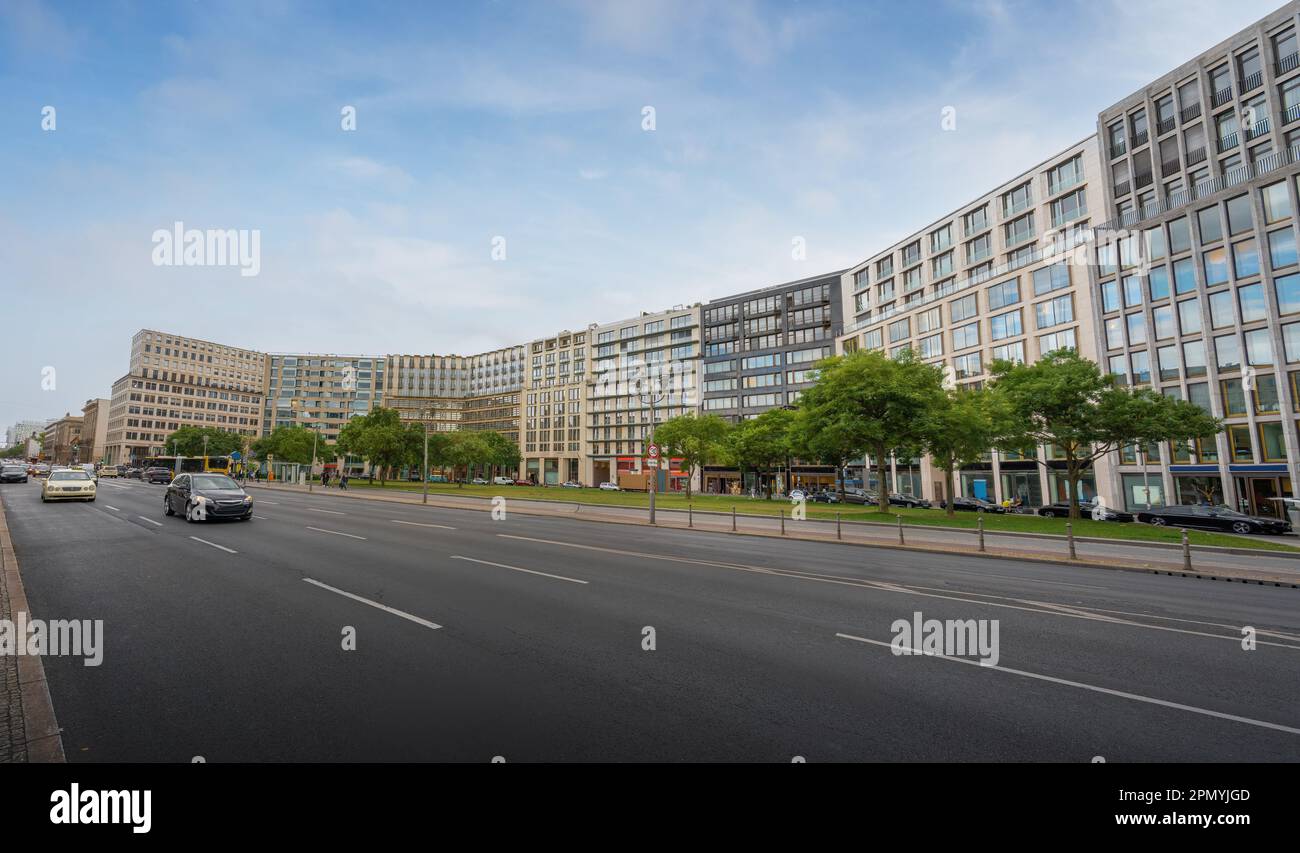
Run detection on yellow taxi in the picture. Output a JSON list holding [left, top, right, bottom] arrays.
[[41, 469, 96, 502]]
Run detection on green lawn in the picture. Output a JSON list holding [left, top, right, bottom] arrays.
[[338, 479, 1300, 553]]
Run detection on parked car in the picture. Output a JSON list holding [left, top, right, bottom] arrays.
[[561, 481, 583, 488], [513, 479, 533, 486], [427, 474, 449, 483], [470, 477, 490, 486], [164, 473, 253, 522], [889, 493, 931, 509], [41, 469, 95, 502], [939, 496, 1005, 513], [810, 491, 841, 504], [1134, 504, 1291, 535], [145, 467, 173, 484], [1036, 500, 1133, 522], [492, 476, 514, 486], [788, 489, 808, 502], [599, 482, 621, 491], [841, 488, 881, 505], [0, 464, 29, 483]]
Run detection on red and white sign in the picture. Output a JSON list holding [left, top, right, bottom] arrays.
[[648, 443, 659, 459]]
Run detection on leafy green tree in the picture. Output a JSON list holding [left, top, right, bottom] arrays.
[[652, 413, 729, 499], [251, 425, 322, 465], [446, 432, 492, 486], [798, 349, 945, 512], [480, 431, 521, 480], [991, 350, 1221, 519], [921, 388, 1007, 517], [722, 408, 794, 498], [165, 425, 244, 457]]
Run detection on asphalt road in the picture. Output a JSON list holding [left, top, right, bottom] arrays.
[[3, 477, 1298, 762]]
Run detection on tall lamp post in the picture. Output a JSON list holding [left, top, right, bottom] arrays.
[[291, 399, 319, 491], [421, 408, 432, 505], [634, 364, 667, 525]]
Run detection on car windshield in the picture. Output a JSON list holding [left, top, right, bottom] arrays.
[[49, 471, 90, 481], [192, 474, 238, 490], [3, 466, 23, 472]]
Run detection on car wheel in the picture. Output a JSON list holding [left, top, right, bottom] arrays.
[[184, 501, 194, 522], [1040, 510, 1055, 518], [164, 496, 174, 516], [1231, 521, 1254, 535], [1149, 516, 1167, 526]]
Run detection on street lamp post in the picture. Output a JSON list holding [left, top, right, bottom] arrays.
[[422, 409, 432, 505], [634, 365, 667, 525]]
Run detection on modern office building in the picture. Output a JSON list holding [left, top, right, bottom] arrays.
[[79, 398, 110, 463], [42, 413, 84, 465], [698, 271, 845, 494], [837, 135, 1111, 506], [102, 330, 267, 465], [521, 329, 588, 484], [1091, 0, 1300, 516], [263, 354, 385, 440], [583, 305, 701, 489]]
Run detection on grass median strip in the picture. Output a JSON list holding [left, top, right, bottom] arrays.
[[348, 481, 1300, 553]]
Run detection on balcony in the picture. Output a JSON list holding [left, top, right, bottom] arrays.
[[963, 220, 989, 237], [1109, 139, 1127, 159], [1244, 116, 1271, 140], [1160, 157, 1181, 177], [1216, 132, 1239, 153], [1112, 179, 1131, 197], [1186, 145, 1207, 165], [1131, 129, 1149, 147], [1211, 86, 1234, 108], [1277, 52, 1300, 76], [1240, 70, 1263, 93], [1286, 103, 1300, 125], [1180, 102, 1202, 122], [1134, 170, 1153, 188], [1156, 115, 1177, 135], [1002, 197, 1032, 218]]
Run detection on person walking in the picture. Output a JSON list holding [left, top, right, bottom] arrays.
[[339, 471, 348, 490], [322, 469, 330, 488]]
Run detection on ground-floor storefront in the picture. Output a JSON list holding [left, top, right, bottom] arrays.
[[586, 456, 694, 492], [700, 466, 838, 497], [523, 455, 580, 486]]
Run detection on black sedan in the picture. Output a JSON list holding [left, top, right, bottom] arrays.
[[164, 473, 253, 522], [1036, 501, 1134, 522], [1133, 504, 1292, 535], [889, 493, 931, 509], [1, 464, 28, 483], [938, 496, 1005, 513], [144, 466, 173, 484], [840, 489, 879, 505], [809, 491, 841, 504]]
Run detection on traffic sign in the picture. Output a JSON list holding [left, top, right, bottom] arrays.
[[648, 444, 659, 459], [230, 450, 242, 461]]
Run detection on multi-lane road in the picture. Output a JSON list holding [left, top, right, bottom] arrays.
[[3, 477, 1298, 762]]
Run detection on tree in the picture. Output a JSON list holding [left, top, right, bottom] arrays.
[[991, 350, 1221, 519], [921, 388, 1006, 518], [652, 413, 729, 499], [446, 432, 492, 486], [798, 349, 945, 513], [722, 408, 794, 498], [480, 431, 521, 481], [251, 425, 321, 465], [165, 425, 244, 457]]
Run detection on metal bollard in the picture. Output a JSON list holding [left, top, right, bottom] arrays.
[[1181, 528, 1191, 571], [897, 514, 904, 545], [688, 503, 693, 528], [837, 512, 842, 540], [977, 513, 985, 552], [1067, 522, 1077, 560], [732, 505, 736, 531], [780, 509, 786, 535]]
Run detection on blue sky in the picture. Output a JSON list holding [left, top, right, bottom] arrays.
[[0, 0, 1285, 430]]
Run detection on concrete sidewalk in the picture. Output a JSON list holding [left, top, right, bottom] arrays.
[[244, 482, 1300, 587]]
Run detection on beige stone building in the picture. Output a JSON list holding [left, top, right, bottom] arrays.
[[521, 329, 588, 485], [103, 330, 267, 465], [80, 398, 111, 464], [42, 413, 84, 465], [837, 135, 1110, 507]]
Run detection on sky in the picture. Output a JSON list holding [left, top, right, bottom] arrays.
[[0, 0, 1287, 431]]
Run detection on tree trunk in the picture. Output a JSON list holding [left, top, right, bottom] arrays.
[[945, 465, 956, 519], [875, 445, 890, 513], [1066, 461, 1080, 520]]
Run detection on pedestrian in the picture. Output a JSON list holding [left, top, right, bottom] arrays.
[[339, 471, 348, 490], [322, 469, 330, 488]]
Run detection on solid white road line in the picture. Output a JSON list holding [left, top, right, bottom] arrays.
[[254, 515, 270, 520], [835, 633, 1300, 737], [104, 505, 119, 512], [302, 578, 441, 630], [138, 516, 163, 527], [307, 507, 346, 515], [449, 555, 588, 585], [392, 519, 456, 530], [306, 526, 367, 540], [190, 536, 238, 554], [258, 500, 279, 505]]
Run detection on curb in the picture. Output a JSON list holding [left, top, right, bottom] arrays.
[[0, 495, 66, 763], [243, 483, 1300, 589]]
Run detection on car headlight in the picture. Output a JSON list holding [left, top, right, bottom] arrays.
[[194, 495, 209, 503], [243, 495, 253, 503]]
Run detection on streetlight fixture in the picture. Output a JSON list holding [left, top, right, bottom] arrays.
[[421, 408, 432, 505], [291, 399, 319, 491], [633, 362, 667, 525]]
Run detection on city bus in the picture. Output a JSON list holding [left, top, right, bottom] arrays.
[[141, 455, 233, 475]]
